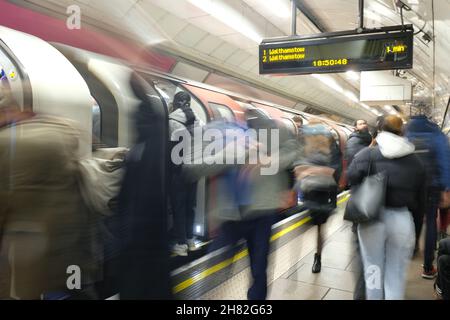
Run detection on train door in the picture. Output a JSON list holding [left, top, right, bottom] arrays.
[[139, 74, 210, 239]]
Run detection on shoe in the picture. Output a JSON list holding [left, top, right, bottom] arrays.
[[434, 282, 443, 300], [187, 238, 202, 252], [312, 253, 321, 273], [172, 243, 188, 256], [421, 266, 437, 279]]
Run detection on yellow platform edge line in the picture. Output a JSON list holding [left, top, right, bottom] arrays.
[[173, 194, 350, 294]]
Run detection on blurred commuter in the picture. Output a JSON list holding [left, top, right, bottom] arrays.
[[169, 91, 203, 256], [116, 73, 171, 299], [345, 119, 372, 167], [434, 238, 450, 300], [227, 112, 298, 300], [185, 109, 299, 300], [348, 115, 426, 299], [293, 120, 338, 273], [0, 82, 102, 299], [405, 115, 450, 278]]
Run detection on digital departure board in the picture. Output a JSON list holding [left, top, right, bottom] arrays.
[[259, 29, 413, 75]]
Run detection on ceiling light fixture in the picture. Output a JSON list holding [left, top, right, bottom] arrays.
[[188, 0, 263, 43]]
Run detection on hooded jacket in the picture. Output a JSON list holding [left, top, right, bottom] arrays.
[[405, 115, 450, 190], [345, 130, 372, 166], [347, 131, 426, 216], [169, 106, 200, 142]]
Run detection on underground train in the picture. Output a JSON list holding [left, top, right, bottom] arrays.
[[0, 25, 355, 243]]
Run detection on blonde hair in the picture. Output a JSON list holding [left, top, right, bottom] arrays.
[[380, 115, 403, 135]]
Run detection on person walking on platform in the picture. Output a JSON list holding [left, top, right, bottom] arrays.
[[184, 108, 299, 300], [347, 115, 426, 299], [294, 119, 339, 274], [405, 114, 450, 279], [345, 119, 372, 168]]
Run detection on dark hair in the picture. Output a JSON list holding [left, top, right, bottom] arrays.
[[173, 91, 191, 110], [292, 115, 303, 125]]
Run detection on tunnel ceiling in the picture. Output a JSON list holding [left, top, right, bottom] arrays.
[[14, 0, 450, 125]]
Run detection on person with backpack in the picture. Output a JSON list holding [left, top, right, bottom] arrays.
[[293, 119, 339, 273], [169, 91, 203, 256], [183, 107, 299, 299], [405, 114, 450, 279]]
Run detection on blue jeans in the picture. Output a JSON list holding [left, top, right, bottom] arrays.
[[358, 207, 415, 300]]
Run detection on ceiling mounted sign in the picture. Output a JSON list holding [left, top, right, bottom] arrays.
[[260, 25, 414, 75]]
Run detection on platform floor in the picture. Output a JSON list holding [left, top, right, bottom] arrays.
[[267, 211, 436, 300]]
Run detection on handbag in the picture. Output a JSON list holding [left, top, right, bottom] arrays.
[[344, 148, 387, 223]]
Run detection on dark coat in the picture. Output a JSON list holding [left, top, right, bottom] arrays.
[[405, 115, 450, 190], [345, 131, 372, 166], [347, 146, 426, 217], [116, 74, 171, 299]]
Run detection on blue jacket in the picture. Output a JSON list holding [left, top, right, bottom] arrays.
[[405, 115, 450, 190]]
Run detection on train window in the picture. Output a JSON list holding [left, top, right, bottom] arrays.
[[0, 41, 31, 110], [208, 102, 235, 122], [73, 66, 118, 147]]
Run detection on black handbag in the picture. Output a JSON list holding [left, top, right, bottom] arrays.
[[344, 149, 387, 223]]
